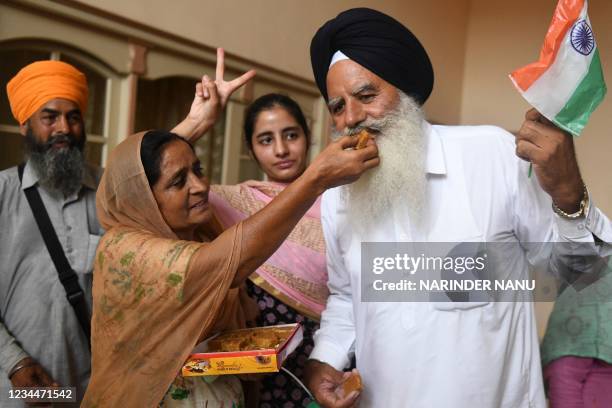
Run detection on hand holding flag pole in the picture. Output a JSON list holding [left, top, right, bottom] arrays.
[[509, 0, 606, 180], [516, 108, 585, 213], [525, 110, 553, 178], [510, 0, 606, 213]]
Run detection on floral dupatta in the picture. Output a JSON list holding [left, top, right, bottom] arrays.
[[83, 132, 248, 407]]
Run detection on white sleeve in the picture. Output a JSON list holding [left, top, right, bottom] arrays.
[[512, 159, 611, 274], [555, 197, 611, 244], [0, 319, 29, 375], [309, 189, 356, 370]]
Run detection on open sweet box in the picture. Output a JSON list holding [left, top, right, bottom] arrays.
[[182, 323, 303, 376]]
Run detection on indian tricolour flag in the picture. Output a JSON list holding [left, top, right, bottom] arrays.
[[510, 0, 606, 136]]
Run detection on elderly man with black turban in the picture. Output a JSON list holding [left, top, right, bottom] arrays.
[[304, 7, 611, 408]]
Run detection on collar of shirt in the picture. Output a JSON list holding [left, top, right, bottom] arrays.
[[423, 121, 447, 176]]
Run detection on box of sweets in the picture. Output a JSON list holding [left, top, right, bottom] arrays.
[[182, 323, 303, 376]]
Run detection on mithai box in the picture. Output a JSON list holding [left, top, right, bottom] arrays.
[[182, 323, 303, 376]]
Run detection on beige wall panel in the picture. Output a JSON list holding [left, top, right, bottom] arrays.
[[0, 3, 130, 74], [76, 0, 471, 123], [461, 0, 612, 213], [251, 81, 315, 116], [145, 50, 213, 80]]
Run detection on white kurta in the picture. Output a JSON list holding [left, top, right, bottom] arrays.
[[310, 122, 610, 407]]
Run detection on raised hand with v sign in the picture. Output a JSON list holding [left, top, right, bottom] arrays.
[[173, 48, 256, 143]]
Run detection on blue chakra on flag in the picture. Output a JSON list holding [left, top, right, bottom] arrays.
[[570, 20, 595, 56]]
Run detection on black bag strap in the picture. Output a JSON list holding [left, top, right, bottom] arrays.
[[18, 163, 91, 347]]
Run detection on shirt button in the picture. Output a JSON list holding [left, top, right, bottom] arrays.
[[66, 225, 72, 231], [577, 224, 585, 230]]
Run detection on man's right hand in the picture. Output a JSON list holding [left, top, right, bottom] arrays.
[[9, 357, 58, 388], [305, 360, 360, 408]]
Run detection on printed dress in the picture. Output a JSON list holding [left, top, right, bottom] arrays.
[[209, 181, 329, 407], [247, 281, 318, 407]]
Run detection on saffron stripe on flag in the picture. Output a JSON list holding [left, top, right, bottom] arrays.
[[554, 49, 607, 135], [512, 0, 585, 91], [515, 10, 594, 121]]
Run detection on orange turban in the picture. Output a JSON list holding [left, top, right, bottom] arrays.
[[6, 60, 88, 125]]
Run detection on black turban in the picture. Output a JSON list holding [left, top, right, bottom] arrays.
[[310, 8, 434, 105]]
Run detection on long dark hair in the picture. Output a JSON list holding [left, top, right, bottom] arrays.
[[140, 130, 193, 186], [243, 93, 310, 152]]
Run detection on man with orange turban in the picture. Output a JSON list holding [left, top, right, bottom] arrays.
[[0, 60, 100, 407], [0, 55, 255, 406]]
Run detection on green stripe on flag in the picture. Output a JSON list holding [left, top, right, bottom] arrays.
[[554, 49, 607, 136]]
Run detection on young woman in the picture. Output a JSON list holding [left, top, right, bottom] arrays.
[[209, 94, 329, 407]]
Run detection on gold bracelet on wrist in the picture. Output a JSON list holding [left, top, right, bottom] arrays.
[[552, 184, 589, 219]]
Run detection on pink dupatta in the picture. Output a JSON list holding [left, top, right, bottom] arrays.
[[210, 181, 328, 320]]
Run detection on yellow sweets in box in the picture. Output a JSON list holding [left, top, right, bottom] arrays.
[[182, 323, 303, 376]]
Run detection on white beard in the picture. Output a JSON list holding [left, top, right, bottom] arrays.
[[332, 92, 427, 239]]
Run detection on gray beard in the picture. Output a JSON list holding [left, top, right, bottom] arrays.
[[332, 92, 427, 239], [25, 128, 85, 197]]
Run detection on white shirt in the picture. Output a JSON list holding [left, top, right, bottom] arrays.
[[310, 122, 611, 408]]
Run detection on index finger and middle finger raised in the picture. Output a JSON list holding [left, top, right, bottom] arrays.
[[215, 48, 225, 81], [215, 48, 256, 89]]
